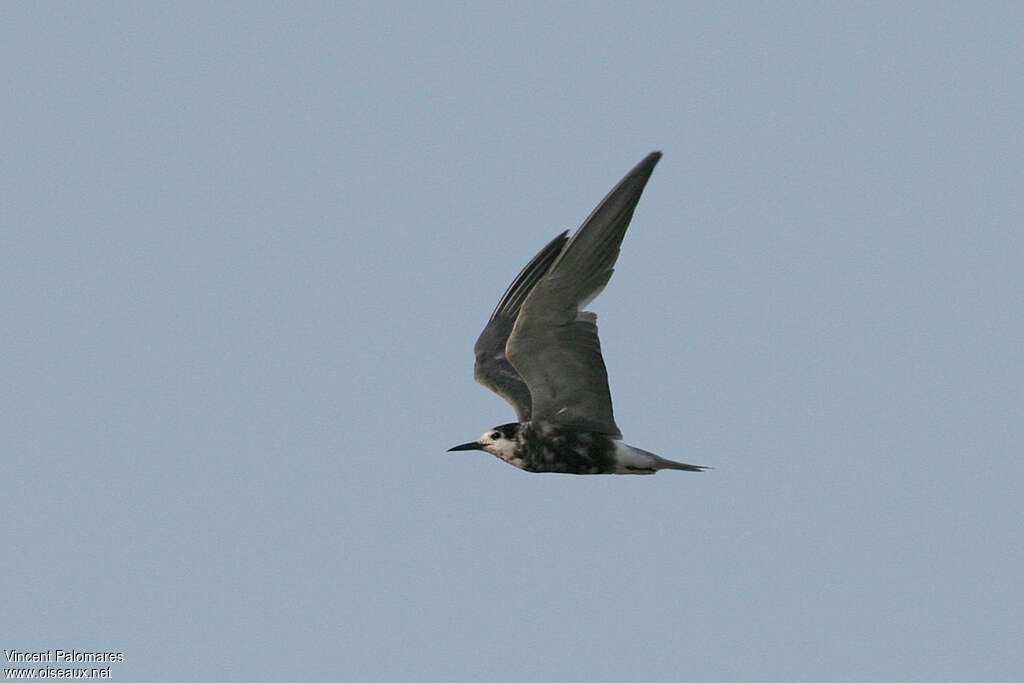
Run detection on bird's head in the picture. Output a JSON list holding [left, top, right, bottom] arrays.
[[448, 423, 521, 459]]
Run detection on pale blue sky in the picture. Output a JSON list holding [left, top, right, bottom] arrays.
[[3, 3, 1022, 681]]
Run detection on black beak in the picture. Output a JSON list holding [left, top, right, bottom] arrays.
[[448, 441, 484, 452]]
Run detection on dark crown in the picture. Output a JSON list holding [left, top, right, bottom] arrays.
[[491, 422, 522, 439]]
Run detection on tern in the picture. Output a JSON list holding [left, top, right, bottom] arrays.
[[449, 151, 706, 474]]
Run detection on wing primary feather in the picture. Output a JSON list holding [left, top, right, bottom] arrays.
[[505, 151, 663, 436], [472, 231, 570, 422], [490, 231, 569, 321]]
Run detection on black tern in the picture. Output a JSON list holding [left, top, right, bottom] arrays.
[[449, 151, 706, 475]]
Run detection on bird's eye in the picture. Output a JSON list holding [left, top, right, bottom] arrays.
[[491, 432, 501, 440]]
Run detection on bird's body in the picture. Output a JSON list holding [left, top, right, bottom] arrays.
[[451, 421, 705, 474], [449, 152, 706, 475]]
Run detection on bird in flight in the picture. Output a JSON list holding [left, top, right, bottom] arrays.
[[449, 151, 706, 474]]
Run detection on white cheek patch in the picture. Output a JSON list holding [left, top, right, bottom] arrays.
[[485, 437, 518, 460]]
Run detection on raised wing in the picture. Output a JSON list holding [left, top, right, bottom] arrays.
[[506, 152, 662, 436], [473, 231, 570, 421]]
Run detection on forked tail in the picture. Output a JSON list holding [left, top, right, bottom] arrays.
[[652, 455, 708, 472], [617, 442, 708, 473]]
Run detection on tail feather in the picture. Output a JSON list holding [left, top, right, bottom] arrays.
[[652, 456, 708, 472], [615, 442, 708, 473]]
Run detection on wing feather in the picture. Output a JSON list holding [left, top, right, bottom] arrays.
[[507, 152, 662, 436], [472, 231, 569, 421]]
